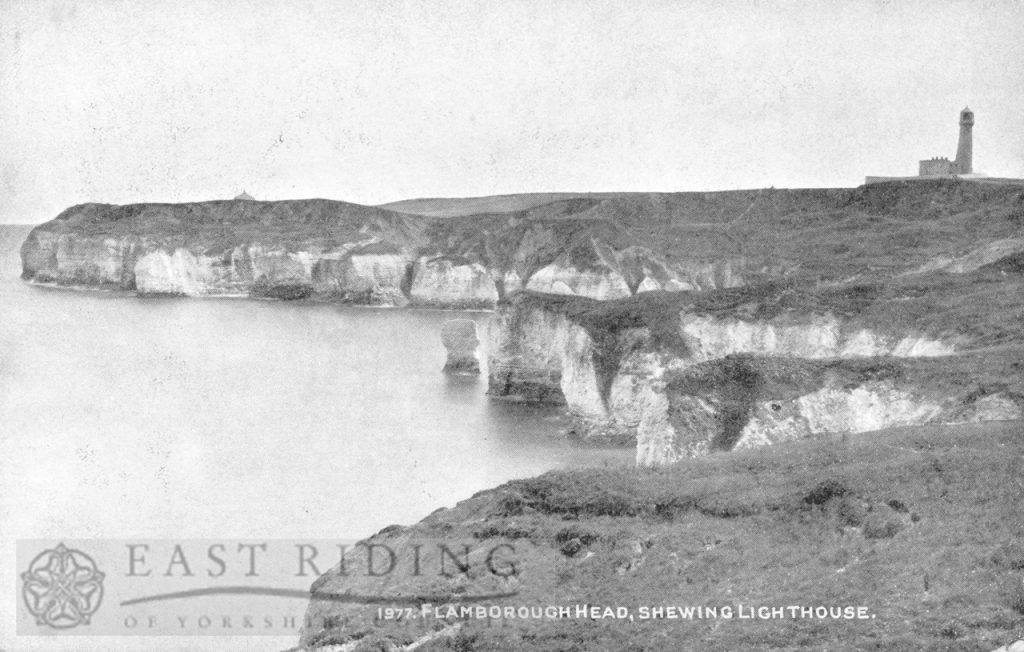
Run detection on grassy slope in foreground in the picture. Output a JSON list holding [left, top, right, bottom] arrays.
[[303, 421, 1024, 652]]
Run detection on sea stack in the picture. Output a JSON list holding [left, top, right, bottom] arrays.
[[441, 319, 480, 375]]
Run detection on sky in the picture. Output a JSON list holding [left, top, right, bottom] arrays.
[[1, 0, 1023, 224]]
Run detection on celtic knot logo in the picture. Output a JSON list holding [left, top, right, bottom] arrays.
[[21, 543, 105, 629]]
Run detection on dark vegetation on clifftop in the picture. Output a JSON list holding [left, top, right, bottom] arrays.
[[40, 198, 428, 250], [304, 422, 1024, 651]]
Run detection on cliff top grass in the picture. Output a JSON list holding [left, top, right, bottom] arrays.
[[304, 420, 1024, 651], [36, 199, 430, 251], [665, 352, 1024, 406]]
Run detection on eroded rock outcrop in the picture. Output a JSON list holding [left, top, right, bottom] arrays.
[[489, 283, 1024, 464], [525, 262, 633, 300], [441, 319, 481, 375], [907, 237, 1024, 275], [521, 247, 743, 299], [679, 313, 955, 360], [311, 246, 412, 305], [20, 231, 142, 289], [409, 257, 499, 308], [636, 357, 956, 466], [486, 298, 586, 404]]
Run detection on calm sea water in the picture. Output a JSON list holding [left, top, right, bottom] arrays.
[[0, 224, 630, 649]]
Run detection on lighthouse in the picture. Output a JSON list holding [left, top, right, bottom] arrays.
[[954, 107, 974, 174], [866, 106, 1023, 184], [913, 108, 977, 177]]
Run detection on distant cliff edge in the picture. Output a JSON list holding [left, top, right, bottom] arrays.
[[20, 192, 749, 307]]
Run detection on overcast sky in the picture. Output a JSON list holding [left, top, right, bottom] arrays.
[[1, 0, 1022, 223]]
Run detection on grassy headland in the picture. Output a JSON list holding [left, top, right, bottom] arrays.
[[303, 421, 1024, 651]]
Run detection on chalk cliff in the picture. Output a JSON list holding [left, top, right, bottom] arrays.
[[21, 194, 753, 307], [441, 319, 481, 374], [488, 275, 1024, 465]]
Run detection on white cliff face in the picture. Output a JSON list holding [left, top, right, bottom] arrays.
[[634, 392, 678, 467], [22, 224, 744, 306], [58, 236, 127, 285], [410, 258, 499, 307], [558, 324, 607, 425], [603, 349, 672, 439], [134, 246, 314, 297], [635, 395, 717, 466], [487, 298, 991, 467], [947, 393, 1024, 423], [633, 380, 953, 467], [134, 249, 235, 296], [487, 304, 572, 403], [681, 314, 955, 360], [23, 232, 138, 288], [490, 299, 970, 464], [588, 242, 744, 295], [500, 270, 524, 297], [441, 319, 481, 374], [520, 254, 740, 298], [526, 263, 632, 300], [673, 259, 745, 291], [487, 302, 606, 411], [29, 232, 542, 307], [636, 277, 670, 293], [313, 253, 411, 305], [734, 383, 944, 451], [26, 229, 529, 307], [248, 247, 312, 292], [488, 301, 660, 433], [889, 337, 956, 357], [681, 314, 842, 359]]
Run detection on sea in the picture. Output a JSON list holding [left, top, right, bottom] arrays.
[[0, 224, 631, 651]]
